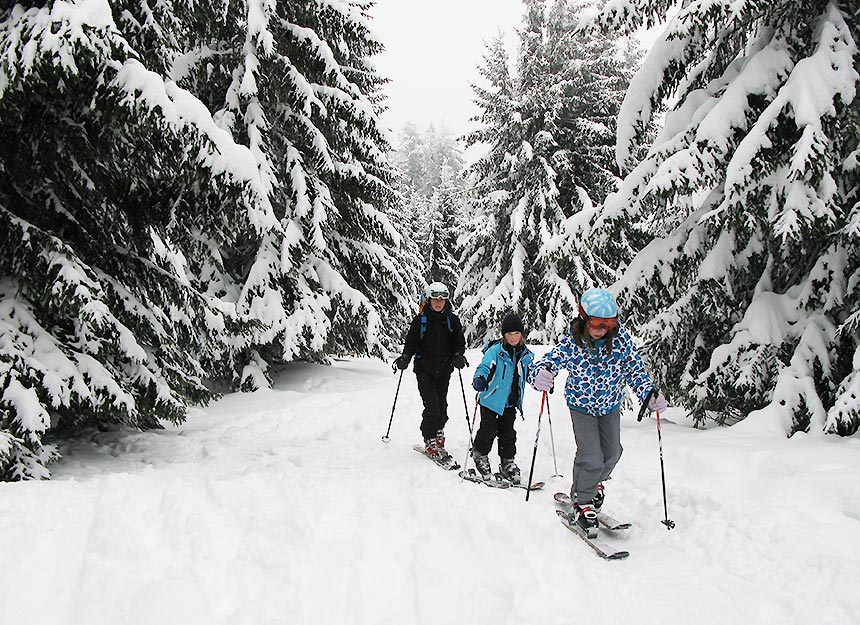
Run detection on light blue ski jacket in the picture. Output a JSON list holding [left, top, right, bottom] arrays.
[[474, 340, 535, 415]]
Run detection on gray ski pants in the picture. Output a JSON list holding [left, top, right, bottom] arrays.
[[569, 408, 622, 504]]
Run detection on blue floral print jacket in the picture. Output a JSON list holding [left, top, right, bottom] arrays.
[[528, 326, 655, 416]]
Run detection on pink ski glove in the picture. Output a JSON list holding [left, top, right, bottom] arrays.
[[533, 368, 554, 392], [648, 392, 667, 412]]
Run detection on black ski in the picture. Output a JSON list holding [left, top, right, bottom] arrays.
[[506, 479, 546, 491], [556, 510, 629, 560], [412, 444, 460, 471], [459, 468, 545, 491], [553, 492, 631, 531], [458, 469, 511, 488]]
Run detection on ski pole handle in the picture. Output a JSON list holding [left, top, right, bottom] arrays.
[[637, 388, 657, 422]]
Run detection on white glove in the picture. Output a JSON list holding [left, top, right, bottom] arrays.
[[534, 368, 554, 392], [648, 392, 667, 412]]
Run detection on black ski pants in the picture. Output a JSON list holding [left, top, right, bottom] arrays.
[[416, 370, 451, 440], [473, 405, 517, 460]]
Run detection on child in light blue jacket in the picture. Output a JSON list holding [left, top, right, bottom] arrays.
[[471, 313, 535, 484]]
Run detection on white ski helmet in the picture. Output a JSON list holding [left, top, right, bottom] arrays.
[[426, 282, 449, 299], [579, 288, 618, 318]]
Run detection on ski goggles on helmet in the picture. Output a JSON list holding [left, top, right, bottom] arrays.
[[428, 288, 449, 299], [578, 304, 617, 331]]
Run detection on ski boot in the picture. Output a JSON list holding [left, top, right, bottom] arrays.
[[573, 501, 599, 538], [499, 458, 521, 485], [471, 449, 492, 477], [434, 430, 453, 461], [435, 430, 447, 453], [424, 436, 441, 459], [592, 483, 605, 513]]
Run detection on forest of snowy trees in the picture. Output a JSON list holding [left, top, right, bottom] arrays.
[[0, 0, 857, 480]]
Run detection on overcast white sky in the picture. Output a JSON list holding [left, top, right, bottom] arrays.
[[368, 0, 525, 146]]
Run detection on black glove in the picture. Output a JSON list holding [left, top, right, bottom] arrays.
[[394, 355, 410, 370], [452, 353, 468, 369], [472, 376, 487, 392]]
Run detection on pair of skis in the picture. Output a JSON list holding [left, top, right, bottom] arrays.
[[554, 492, 630, 560], [458, 467, 545, 491], [411, 445, 544, 490], [413, 444, 629, 560]]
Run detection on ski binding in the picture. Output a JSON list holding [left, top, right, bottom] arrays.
[[459, 468, 511, 488], [556, 510, 629, 560], [413, 444, 460, 471], [553, 491, 631, 530]]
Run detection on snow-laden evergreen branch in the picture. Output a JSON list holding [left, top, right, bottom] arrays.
[[596, 0, 860, 434]]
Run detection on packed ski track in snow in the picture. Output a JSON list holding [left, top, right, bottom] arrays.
[[2, 350, 860, 625]]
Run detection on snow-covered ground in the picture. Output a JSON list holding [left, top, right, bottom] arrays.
[[2, 349, 860, 625]]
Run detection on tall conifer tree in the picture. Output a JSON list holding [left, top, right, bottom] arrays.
[[459, 0, 633, 343], [0, 0, 412, 479], [592, 0, 860, 434], [424, 160, 464, 293]]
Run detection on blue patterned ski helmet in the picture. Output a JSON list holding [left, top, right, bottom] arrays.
[[579, 288, 618, 318]]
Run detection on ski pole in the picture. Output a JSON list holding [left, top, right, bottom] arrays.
[[545, 393, 562, 478], [638, 388, 674, 529], [525, 391, 547, 502], [656, 408, 675, 530], [381, 366, 404, 443], [461, 392, 480, 473], [457, 370, 476, 471]]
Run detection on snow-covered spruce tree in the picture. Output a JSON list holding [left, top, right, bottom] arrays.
[[591, 0, 860, 434], [540, 0, 642, 334], [391, 123, 466, 197], [390, 122, 466, 300], [161, 0, 413, 379], [0, 1, 266, 479], [393, 122, 428, 192], [117, 0, 415, 382], [459, 0, 628, 343], [544, 0, 637, 209], [423, 160, 465, 295], [458, 33, 523, 343], [0, 0, 415, 479]]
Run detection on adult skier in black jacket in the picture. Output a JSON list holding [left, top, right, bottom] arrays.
[[394, 282, 467, 460]]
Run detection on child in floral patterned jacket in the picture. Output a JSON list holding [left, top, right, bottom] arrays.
[[528, 288, 667, 537]]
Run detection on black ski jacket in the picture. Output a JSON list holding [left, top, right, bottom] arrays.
[[401, 303, 466, 377]]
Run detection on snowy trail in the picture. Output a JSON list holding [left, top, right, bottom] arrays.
[[2, 352, 860, 625]]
